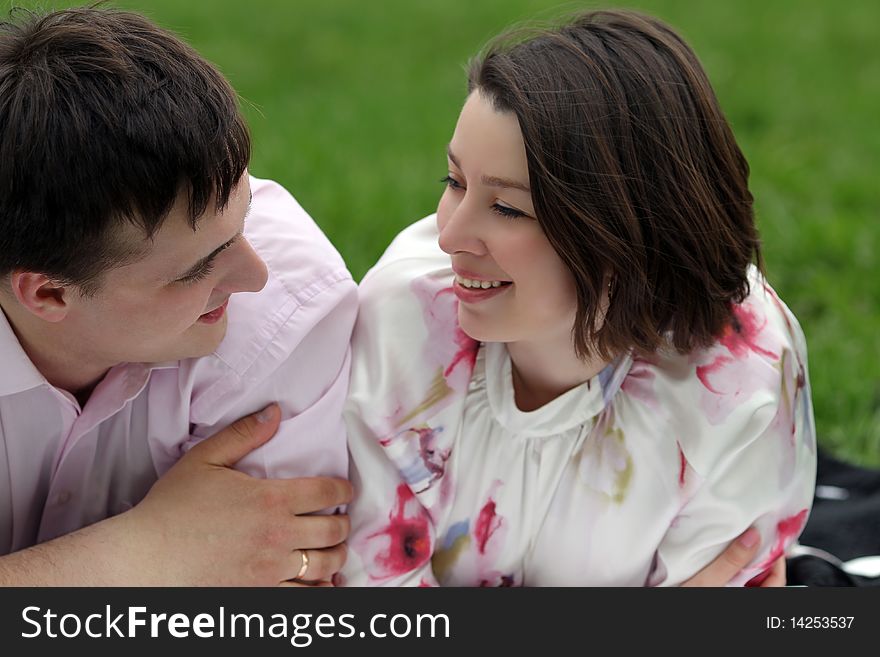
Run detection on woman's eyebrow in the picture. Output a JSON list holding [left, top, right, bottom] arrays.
[[447, 145, 530, 193]]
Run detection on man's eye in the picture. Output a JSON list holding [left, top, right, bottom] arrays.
[[178, 261, 214, 284], [176, 237, 237, 285]]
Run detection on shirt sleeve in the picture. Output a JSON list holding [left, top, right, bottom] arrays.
[[186, 278, 357, 482], [179, 177, 357, 485]]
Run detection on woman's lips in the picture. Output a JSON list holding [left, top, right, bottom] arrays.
[[452, 279, 512, 304], [198, 298, 229, 324]]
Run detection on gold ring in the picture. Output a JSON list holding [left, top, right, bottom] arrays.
[[295, 549, 310, 580]]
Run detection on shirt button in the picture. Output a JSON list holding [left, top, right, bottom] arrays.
[[55, 491, 72, 505]]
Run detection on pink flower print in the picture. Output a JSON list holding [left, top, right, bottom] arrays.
[[475, 499, 502, 555], [754, 509, 809, 573], [677, 442, 688, 489], [363, 484, 432, 582], [694, 300, 783, 424], [718, 302, 779, 361], [473, 480, 508, 562], [620, 355, 659, 410], [412, 274, 479, 394], [673, 441, 703, 505], [385, 274, 479, 433], [415, 425, 450, 482], [380, 424, 450, 493]]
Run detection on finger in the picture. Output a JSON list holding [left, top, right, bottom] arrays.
[[288, 544, 348, 583], [290, 514, 350, 550], [188, 404, 281, 467], [285, 477, 353, 515], [682, 527, 761, 587], [279, 580, 334, 588], [762, 557, 787, 587]]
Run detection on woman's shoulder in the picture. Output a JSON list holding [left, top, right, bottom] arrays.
[[353, 214, 459, 353], [627, 268, 813, 474], [348, 214, 479, 438]]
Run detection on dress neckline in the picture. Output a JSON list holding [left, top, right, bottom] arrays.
[[482, 341, 633, 437]]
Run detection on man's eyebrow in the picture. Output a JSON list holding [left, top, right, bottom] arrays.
[[446, 145, 531, 193], [175, 192, 253, 280]]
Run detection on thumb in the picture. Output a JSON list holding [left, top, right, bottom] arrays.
[[682, 527, 760, 587], [189, 403, 281, 468]]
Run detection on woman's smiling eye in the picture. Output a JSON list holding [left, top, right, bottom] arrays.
[[441, 173, 529, 219], [440, 174, 464, 190], [492, 203, 526, 219]]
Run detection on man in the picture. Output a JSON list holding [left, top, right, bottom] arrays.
[[0, 6, 776, 587], [0, 7, 353, 585]]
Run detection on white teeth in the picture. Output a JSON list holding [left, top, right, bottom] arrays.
[[455, 275, 506, 289]]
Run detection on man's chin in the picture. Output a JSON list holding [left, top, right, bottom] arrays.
[[173, 315, 229, 361]]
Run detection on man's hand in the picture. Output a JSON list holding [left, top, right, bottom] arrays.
[[681, 528, 786, 587], [0, 404, 351, 586], [125, 403, 352, 585]]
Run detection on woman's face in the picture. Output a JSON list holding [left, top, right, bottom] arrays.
[[437, 90, 578, 347]]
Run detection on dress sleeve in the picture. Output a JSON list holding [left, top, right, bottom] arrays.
[[338, 215, 470, 587], [649, 282, 817, 586], [339, 407, 440, 587], [650, 404, 816, 586]]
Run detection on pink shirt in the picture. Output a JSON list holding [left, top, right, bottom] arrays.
[[0, 176, 357, 554]]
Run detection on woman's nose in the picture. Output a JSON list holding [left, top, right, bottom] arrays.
[[437, 200, 488, 257]]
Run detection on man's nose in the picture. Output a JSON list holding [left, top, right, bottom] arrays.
[[218, 237, 269, 294]]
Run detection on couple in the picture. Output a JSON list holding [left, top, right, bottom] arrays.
[[0, 7, 814, 586]]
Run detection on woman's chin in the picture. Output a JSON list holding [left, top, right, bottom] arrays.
[[458, 313, 502, 344]]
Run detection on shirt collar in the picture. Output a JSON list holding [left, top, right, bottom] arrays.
[[0, 306, 47, 396], [0, 306, 178, 398]]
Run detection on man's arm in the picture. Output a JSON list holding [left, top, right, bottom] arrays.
[[0, 405, 351, 586]]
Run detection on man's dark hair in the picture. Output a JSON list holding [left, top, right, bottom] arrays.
[[469, 9, 763, 360], [0, 7, 250, 291]]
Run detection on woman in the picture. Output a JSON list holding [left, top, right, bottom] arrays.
[[340, 9, 814, 586]]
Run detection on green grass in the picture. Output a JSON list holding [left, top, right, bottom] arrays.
[[8, 0, 880, 465]]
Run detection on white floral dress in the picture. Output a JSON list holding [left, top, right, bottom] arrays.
[[339, 216, 816, 587]]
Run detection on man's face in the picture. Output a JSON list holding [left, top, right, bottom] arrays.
[[62, 175, 268, 367]]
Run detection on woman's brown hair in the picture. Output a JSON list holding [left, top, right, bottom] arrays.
[[468, 9, 762, 360]]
